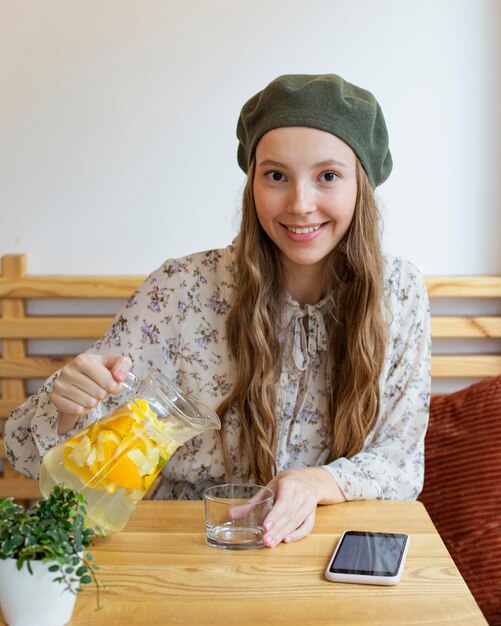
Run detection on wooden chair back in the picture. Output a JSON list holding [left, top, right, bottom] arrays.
[[1, 254, 500, 499]]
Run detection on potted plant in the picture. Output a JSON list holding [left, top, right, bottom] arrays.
[[0, 484, 103, 626]]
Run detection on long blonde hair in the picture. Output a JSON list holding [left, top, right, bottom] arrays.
[[217, 159, 387, 484]]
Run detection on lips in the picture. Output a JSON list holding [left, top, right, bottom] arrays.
[[279, 222, 327, 242]]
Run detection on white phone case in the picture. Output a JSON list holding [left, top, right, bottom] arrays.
[[324, 530, 410, 586]]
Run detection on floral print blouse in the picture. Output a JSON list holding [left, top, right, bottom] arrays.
[[5, 244, 431, 501]]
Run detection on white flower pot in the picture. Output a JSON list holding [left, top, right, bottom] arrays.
[[0, 558, 78, 626]]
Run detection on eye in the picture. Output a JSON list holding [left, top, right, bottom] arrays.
[[319, 171, 338, 182], [265, 171, 286, 182]]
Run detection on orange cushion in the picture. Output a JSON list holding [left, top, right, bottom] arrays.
[[419, 376, 501, 626]]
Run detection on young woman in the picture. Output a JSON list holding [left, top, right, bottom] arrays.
[[5, 74, 431, 548]]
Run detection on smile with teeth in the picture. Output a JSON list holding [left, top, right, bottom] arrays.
[[285, 224, 322, 234]]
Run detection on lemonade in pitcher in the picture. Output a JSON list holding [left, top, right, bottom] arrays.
[[39, 368, 221, 534]]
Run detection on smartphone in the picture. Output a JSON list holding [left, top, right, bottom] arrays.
[[325, 530, 410, 586]]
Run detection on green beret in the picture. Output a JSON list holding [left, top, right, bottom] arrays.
[[236, 74, 392, 188]]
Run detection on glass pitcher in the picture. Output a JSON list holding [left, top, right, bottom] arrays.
[[39, 368, 221, 534]]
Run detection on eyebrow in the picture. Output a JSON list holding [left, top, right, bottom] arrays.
[[257, 158, 349, 169]]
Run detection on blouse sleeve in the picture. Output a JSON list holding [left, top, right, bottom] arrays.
[[322, 258, 431, 500], [4, 262, 182, 480]]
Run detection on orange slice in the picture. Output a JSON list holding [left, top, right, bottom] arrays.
[[105, 452, 143, 490], [105, 413, 135, 437], [131, 399, 156, 420], [144, 473, 158, 490]]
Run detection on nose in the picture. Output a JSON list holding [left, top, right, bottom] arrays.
[[286, 181, 315, 215]]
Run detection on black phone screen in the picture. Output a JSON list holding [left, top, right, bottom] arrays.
[[328, 531, 408, 576]]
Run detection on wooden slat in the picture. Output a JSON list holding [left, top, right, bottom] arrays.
[[3, 315, 501, 341], [426, 276, 501, 297], [1, 256, 28, 484], [0, 273, 499, 299], [0, 316, 113, 338], [0, 356, 70, 378], [0, 478, 41, 499], [1, 356, 499, 384], [0, 276, 142, 298], [431, 316, 501, 338], [431, 355, 501, 377]]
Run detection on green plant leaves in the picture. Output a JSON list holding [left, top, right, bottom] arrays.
[[0, 485, 104, 610]]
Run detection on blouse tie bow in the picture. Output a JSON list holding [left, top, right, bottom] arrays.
[[291, 306, 328, 371]]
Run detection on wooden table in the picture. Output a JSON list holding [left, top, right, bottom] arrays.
[[3, 500, 488, 626]]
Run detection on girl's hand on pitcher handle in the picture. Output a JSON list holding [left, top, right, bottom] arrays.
[[52, 354, 132, 434]]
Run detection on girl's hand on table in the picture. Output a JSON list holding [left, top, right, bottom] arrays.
[[263, 467, 346, 548], [52, 353, 132, 434]]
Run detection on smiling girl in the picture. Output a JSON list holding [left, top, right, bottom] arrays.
[[5, 74, 431, 548]]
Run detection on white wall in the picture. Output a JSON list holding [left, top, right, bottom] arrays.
[[1, 0, 500, 276]]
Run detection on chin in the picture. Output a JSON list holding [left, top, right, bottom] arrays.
[[283, 253, 329, 267]]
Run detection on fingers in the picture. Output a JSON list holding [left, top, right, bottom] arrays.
[[281, 510, 316, 543], [104, 355, 132, 385], [227, 486, 275, 520], [53, 370, 106, 415], [52, 353, 131, 419], [262, 471, 318, 548]]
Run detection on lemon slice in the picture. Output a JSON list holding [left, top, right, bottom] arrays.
[[63, 398, 176, 493], [96, 430, 121, 463], [68, 435, 91, 467]]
